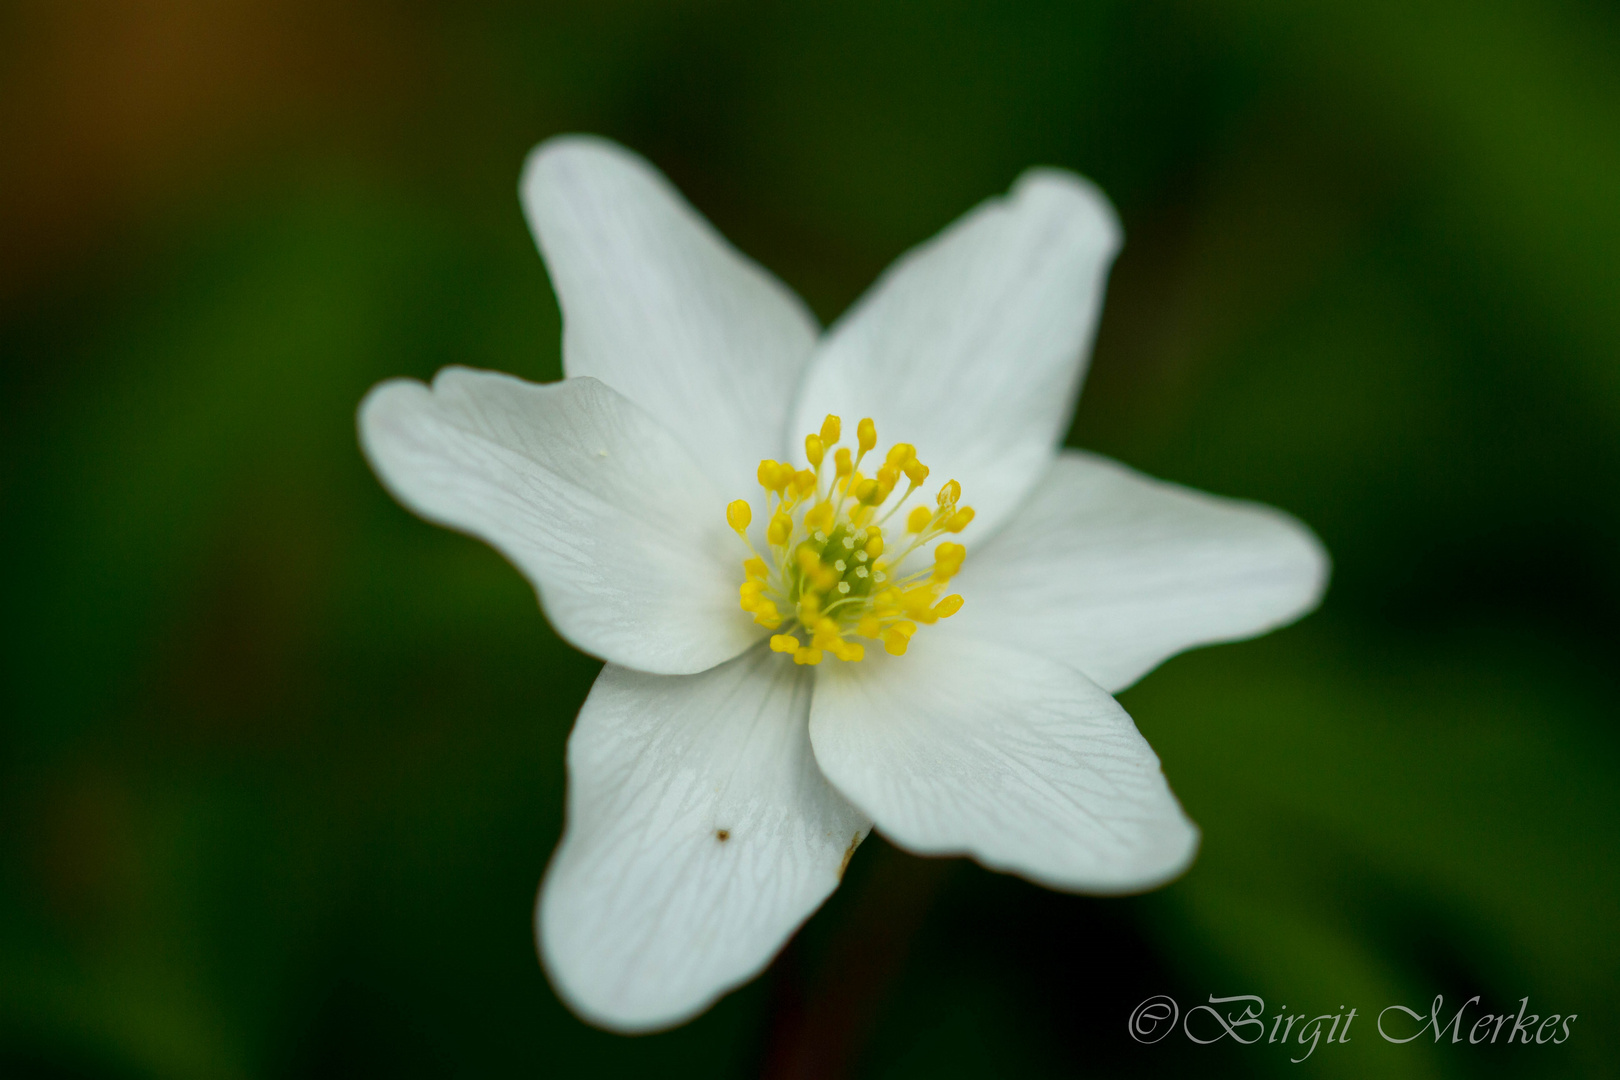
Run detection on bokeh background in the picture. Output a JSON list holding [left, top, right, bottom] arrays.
[[3, 1, 1617, 1077]]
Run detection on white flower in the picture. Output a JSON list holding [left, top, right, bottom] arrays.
[[358, 135, 1328, 1033]]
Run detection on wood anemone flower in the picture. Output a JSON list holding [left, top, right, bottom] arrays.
[[358, 135, 1329, 1033]]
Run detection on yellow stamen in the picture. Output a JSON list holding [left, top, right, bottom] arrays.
[[729, 421, 974, 664], [881, 622, 916, 656], [767, 513, 792, 545], [758, 460, 789, 492]]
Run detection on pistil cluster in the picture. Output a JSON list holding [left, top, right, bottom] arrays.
[[727, 414, 973, 666]]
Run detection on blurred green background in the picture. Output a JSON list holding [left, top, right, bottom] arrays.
[[3, 1, 1617, 1077]]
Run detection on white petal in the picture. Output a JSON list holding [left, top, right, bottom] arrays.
[[359, 368, 758, 675], [539, 648, 870, 1032], [791, 168, 1121, 536], [808, 631, 1197, 893], [954, 451, 1329, 693], [522, 136, 820, 501]]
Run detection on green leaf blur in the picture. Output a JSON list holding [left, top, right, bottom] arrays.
[[2, 2, 1615, 1077]]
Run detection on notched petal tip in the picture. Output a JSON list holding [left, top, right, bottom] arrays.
[[356, 367, 759, 675]]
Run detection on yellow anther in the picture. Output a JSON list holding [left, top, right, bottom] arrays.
[[857, 418, 876, 452], [813, 565, 839, 591], [864, 531, 884, 557], [757, 459, 783, 491], [856, 615, 881, 638], [821, 414, 842, 445], [907, 506, 932, 533], [805, 434, 825, 468], [804, 502, 834, 532], [793, 647, 824, 666], [881, 628, 911, 656], [770, 634, 801, 653], [934, 594, 964, 619], [792, 469, 817, 495], [744, 556, 768, 581], [834, 447, 853, 477], [945, 507, 975, 532], [833, 640, 865, 662], [902, 459, 930, 485], [853, 478, 880, 504], [726, 499, 752, 532], [900, 588, 936, 613], [767, 513, 792, 545], [885, 442, 915, 465], [937, 479, 961, 507], [796, 546, 822, 574]]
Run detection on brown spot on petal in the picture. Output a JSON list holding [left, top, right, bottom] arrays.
[[715, 829, 730, 842]]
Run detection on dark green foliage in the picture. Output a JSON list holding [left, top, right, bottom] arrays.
[[1, 2, 1615, 1076]]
